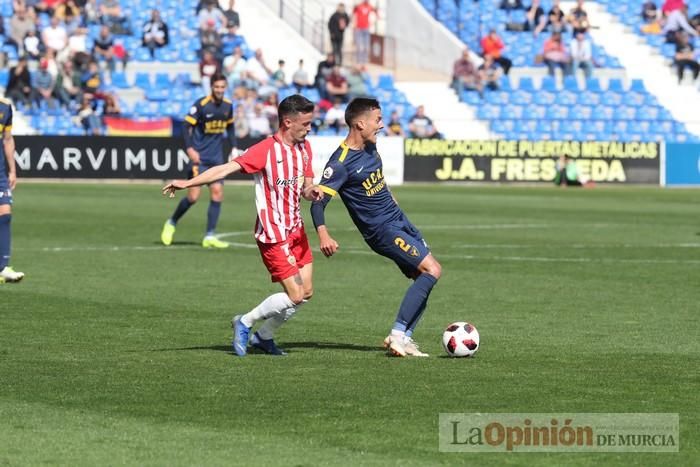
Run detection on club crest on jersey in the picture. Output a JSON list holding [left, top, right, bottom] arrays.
[[323, 167, 334, 179], [189, 106, 197, 114], [287, 255, 296, 265]]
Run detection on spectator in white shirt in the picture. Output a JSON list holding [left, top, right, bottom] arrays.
[[570, 31, 594, 78], [42, 15, 68, 53], [198, 2, 226, 32], [247, 102, 273, 137]]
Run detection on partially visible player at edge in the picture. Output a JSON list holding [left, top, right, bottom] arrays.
[[310, 97, 442, 357], [160, 73, 235, 248], [163, 95, 323, 356], [0, 96, 25, 283]]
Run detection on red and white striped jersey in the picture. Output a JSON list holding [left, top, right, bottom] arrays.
[[236, 135, 314, 244]]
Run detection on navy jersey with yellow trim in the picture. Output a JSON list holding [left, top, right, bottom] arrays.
[[318, 142, 403, 239], [0, 98, 13, 186], [183, 95, 234, 164]]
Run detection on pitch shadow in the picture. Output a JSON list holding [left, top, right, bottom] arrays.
[[148, 342, 382, 353], [151, 240, 200, 246]]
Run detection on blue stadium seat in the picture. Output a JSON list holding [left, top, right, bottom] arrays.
[[0, 69, 8, 88], [629, 79, 646, 93], [607, 78, 625, 92], [563, 76, 579, 91], [134, 72, 153, 91], [376, 74, 395, 90], [540, 76, 557, 92], [517, 77, 535, 92], [154, 73, 171, 90], [111, 71, 130, 89], [533, 92, 555, 105], [585, 77, 602, 93]]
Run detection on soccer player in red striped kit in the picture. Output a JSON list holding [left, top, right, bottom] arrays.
[[162, 95, 323, 356]]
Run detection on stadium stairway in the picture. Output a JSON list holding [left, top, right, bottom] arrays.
[[394, 81, 492, 139], [585, 1, 700, 137]]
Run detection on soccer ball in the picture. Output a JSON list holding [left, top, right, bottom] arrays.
[[442, 322, 480, 357]]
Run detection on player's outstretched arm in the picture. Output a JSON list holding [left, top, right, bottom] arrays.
[[162, 160, 242, 197], [310, 194, 339, 257], [302, 177, 324, 202]]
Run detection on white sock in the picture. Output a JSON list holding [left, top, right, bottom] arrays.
[[240, 293, 295, 328], [391, 329, 405, 340], [256, 299, 306, 340]]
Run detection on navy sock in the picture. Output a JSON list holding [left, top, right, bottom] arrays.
[[406, 301, 428, 337], [393, 273, 438, 332], [0, 214, 11, 270], [206, 201, 221, 236], [171, 197, 194, 224]]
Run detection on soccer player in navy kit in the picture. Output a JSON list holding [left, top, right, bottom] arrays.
[[0, 97, 25, 284], [311, 98, 442, 357], [161, 74, 236, 248]]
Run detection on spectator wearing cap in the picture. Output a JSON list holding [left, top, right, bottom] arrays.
[[200, 18, 222, 58]]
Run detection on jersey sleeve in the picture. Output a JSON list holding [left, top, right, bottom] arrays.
[[184, 100, 199, 126], [235, 143, 268, 174], [2, 103, 13, 132], [303, 140, 314, 178], [318, 158, 348, 197]]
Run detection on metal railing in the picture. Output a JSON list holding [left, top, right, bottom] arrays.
[[260, 0, 328, 53]]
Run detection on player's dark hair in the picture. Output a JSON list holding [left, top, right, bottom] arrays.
[[210, 73, 227, 86], [278, 94, 315, 125], [345, 97, 381, 126]]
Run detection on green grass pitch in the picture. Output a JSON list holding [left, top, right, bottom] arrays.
[[1, 183, 698, 466]]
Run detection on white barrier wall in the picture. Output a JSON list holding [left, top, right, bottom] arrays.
[[307, 136, 405, 185], [385, 0, 471, 75]]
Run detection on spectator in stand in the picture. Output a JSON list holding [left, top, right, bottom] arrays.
[[310, 104, 326, 133], [478, 54, 502, 91], [567, 0, 590, 36], [328, 3, 350, 65], [6, 57, 34, 106], [62, 7, 87, 37], [103, 92, 120, 116], [198, 1, 226, 32], [100, 0, 130, 35], [326, 65, 349, 102], [233, 105, 250, 138], [10, 7, 36, 55], [23, 30, 42, 61], [346, 64, 369, 99], [270, 59, 287, 88], [55, 59, 82, 108], [92, 25, 118, 73], [76, 94, 102, 134], [142, 9, 169, 58], [386, 110, 405, 136], [262, 93, 279, 131], [324, 97, 347, 134], [452, 47, 483, 96], [33, 0, 63, 16], [199, 18, 222, 58], [84, 0, 100, 24], [33, 58, 58, 108], [547, 0, 566, 34], [54, 0, 78, 20], [247, 102, 272, 137], [315, 52, 336, 96], [500, 0, 523, 11], [243, 49, 275, 96], [674, 31, 699, 83], [220, 24, 240, 56], [570, 31, 594, 78], [642, 1, 658, 23], [43, 48, 59, 79], [199, 50, 221, 94], [481, 29, 512, 75], [662, 0, 698, 41], [81, 60, 103, 97], [223, 46, 246, 88], [408, 105, 440, 139], [292, 59, 313, 91], [353, 0, 377, 65], [222, 0, 240, 31], [542, 31, 571, 76], [42, 15, 68, 54], [691, 10, 700, 34], [524, 0, 547, 36]]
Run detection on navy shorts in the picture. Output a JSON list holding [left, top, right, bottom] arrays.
[[0, 183, 11, 206], [188, 162, 224, 184], [366, 220, 430, 278]]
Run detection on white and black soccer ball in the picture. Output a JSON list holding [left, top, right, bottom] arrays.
[[442, 322, 480, 357]]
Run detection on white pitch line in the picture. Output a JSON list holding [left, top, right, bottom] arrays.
[[456, 243, 700, 249]]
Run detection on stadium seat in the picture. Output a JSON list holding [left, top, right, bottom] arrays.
[[607, 78, 625, 93], [540, 76, 557, 92], [563, 76, 579, 91], [134, 72, 153, 91], [377, 74, 395, 90], [111, 71, 130, 89], [585, 77, 602, 93], [517, 77, 535, 92]]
